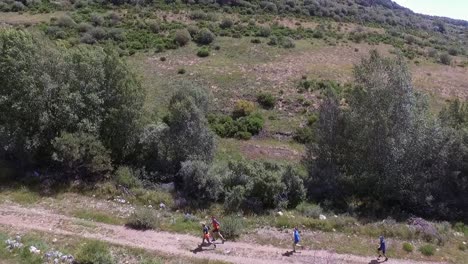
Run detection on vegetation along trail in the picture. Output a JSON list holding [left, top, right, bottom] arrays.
[[0, 205, 445, 264]]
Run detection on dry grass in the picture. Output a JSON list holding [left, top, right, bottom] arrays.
[[0, 11, 66, 26]]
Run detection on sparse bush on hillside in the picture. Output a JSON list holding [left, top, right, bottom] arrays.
[[76, 240, 113, 264], [147, 20, 161, 33], [195, 28, 215, 45], [126, 207, 160, 230], [174, 29, 191, 46], [233, 100, 255, 118], [403, 242, 414, 252], [56, 15, 76, 28], [440, 53, 452, 65], [257, 92, 276, 109], [221, 216, 245, 239], [90, 13, 104, 26], [282, 166, 306, 208], [251, 38, 261, 44], [187, 25, 200, 37], [257, 25, 271, 37], [197, 47, 210, 57], [281, 37, 295, 48], [419, 244, 435, 256], [220, 18, 234, 29], [114, 166, 140, 189], [296, 202, 323, 219]]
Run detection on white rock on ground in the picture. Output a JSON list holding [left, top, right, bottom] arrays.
[[319, 214, 327, 220]]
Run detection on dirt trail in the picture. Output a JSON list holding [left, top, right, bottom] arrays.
[[0, 205, 444, 264]]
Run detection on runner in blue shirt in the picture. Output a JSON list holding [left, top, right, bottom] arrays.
[[377, 235, 388, 261], [293, 227, 303, 252]]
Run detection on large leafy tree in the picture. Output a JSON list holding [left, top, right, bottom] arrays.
[[0, 29, 144, 177]]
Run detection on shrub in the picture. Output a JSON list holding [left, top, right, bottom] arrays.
[[294, 126, 314, 144], [221, 216, 245, 239], [224, 185, 246, 212], [459, 242, 467, 251], [177, 68, 186, 74], [160, 57, 166, 61], [403, 242, 414, 252], [234, 131, 252, 140], [108, 28, 124, 41], [281, 37, 295, 48], [80, 33, 96, 44], [75, 240, 113, 264], [427, 48, 438, 58], [89, 27, 107, 40], [147, 20, 161, 33], [440, 53, 452, 65], [195, 28, 215, 45], [126, 207, 160, 230], [57, 15, 76, 28], [313, 31, 324, 39], [251, 38, 261, 44], [220, 18, 234, 29], [197, 48, 210, 57], [296, 202, 323, 219], [177, 160, 222, 202], [268, 36, 278, 46], [77, 22, 92, 33], [187, 25, 200, 38], [237, 113, 264, 135], [282, 166, 306, 208], [258, 25, 271, 37], [448, 48, 459, 56], [114, 166, 140, 189], [257, 92, 276, 109], [419, 244, 435, 256], [90, 13, 104, 26], [174, 29, 191, 46], [233, 100, 255, 118]]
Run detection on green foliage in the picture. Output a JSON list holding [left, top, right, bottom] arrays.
[[257, 25, 271, 37], [440, 53, 452, 65], [197, 47, 210, 57], [403, 242, 415, 253], [251, 38, 262, 44], [306, 51, 466, 219], [208, 112, 264, 139], [296, 202, 323, 219], [0, 29, 144, 174], [126, 207, 160, 230], [223, 160, 285, 212], [76, 240, 113, 264], [220, 18, 234, 29], [282, 166, 306, 208], [257, 92, 276, 109], [174, 29, 191, 46], [114, 166, 140, 189], [52, 132, 113, 181], [195, 28, 215, 45], [233, 100, 255, 118], [419, 244, 435, 256], [177, 160, 222, 203], [221, 216, 245, 239], [281, 37, 295, 48]]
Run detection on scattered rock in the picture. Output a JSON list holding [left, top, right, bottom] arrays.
[[277, 211, 284, 216], [45, 250, 74, 263], [463, 241, 467, 245], [52, 238, 58, 243], [148, 205, 153, 208], [5, 237, 23, 250], [454, 232, 464, 237], [319, 214, 327, 220], [159, 203, 166, 210], [29, 245, 41, 254], [114, 197, 127, 204]]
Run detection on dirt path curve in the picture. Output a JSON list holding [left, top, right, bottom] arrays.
[[0, 205, 444, 264]]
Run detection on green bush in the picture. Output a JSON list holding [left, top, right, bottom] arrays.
[[282, 166, 306, 208], [281, 37, 295, 48], [220, 18, 234, 29], [403, 242, 414, 252], [296, 202, 323, 219], [197, 48, 210, 57], [195, 28, 215, 45], [258, 25, 271, 37], [187, 25, 200, 38], [251, 38, 261, 44], [221, 216, 245, 239], [257, 92, 276, 109], [56, 15, 76, 28], [234, 131, 252, 140], [75, 240, 113, 264], [440, 53, 452, 65], [114, 166, 140, 189], [177, 160, 222, 202], [174, 29, 191, 46], [267, 36, 278, 46], [294, 126, 314, 144], [459, 242, 467, 251], [126, 207, 160, 230], [236, 113, 265, 135], [233, 100, 255, 118], [419, 244, 435, 256]]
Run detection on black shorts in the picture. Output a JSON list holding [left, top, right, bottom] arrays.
[[212, 228, 219, 233], [378, 247, 386, 254]]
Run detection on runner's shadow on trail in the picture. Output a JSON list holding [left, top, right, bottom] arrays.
[[282, 251, 295, 257], [368, 260, 387, 264], [191, 245, 216, 254]]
